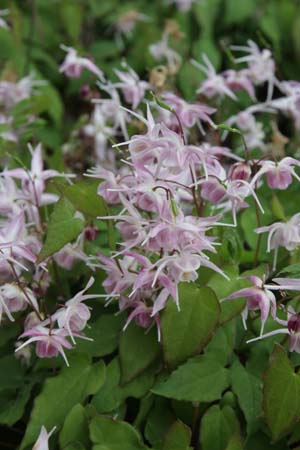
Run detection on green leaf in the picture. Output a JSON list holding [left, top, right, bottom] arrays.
[[194, 0, 222, 34], [200, 405, 240, 450], [263, 344, 300, 441], [59, 404, 89, 449], [225, 435, 244, 450], [59, 0, 83, 43], [37, 197, 84, 262], [0, 382, 33, 426], [152, 355, 229, 402], [145, 398, 176, 448], [0, 355, 25, 392], [63, 180, 108, 218], [162, 420, 192, 450], [206, 266, 246, 324], [119, 322, 160, 383], [90, 416, 148, 450], [161, 284, 220, 368], [20, 354, 105, 449], [230, 360, 262, 435], [92, 358, 156, 414], [64, 442, 86, 450], [277, 264, 300, 278], [205, 320, 236, 366], [76, 313, 124, 357], [224, 0, 255, 25]]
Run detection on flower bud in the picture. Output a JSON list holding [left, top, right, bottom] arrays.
[[228, 162, 251, 181], [84, 226, 98, 241], [288, 314, 300, 333]]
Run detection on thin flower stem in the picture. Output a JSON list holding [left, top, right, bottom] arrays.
[[254, 183, 262, 266], [3, 251, 43, 321]]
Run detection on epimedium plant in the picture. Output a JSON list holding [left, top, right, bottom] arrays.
[[1, 1, 300, 450]]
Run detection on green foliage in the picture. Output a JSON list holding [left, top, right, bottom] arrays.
[[2, 1, 300, 449], [161, 284, 220, 368], [21, 354, 105, 449], [200, 405, 240, 450], [153, 354, 229, 402], [263, 344, 300, 441], [119, 322, 161, 383], [37, 197, 84, 262], [230, 359, 262, 435], [90, 416, 148, 450]]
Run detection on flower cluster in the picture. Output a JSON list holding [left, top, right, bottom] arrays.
[[2, 30, 300, 369]]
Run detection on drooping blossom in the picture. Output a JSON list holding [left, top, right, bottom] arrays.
[[149, 34, 182, 73], [16, 325, 73, 366], [32, 426, 56, 450], [224, 275, 277, 335], [0, 283, 38, 323], [3, 143, 72, 208], [51, 276, 110, 343], [192, 54, 237, 100], [115, 10, 149, 37], [113, 64, 150, 109], [158, 91, 216, 133], [231, 40, 276, 101], [0, 74, 43, 109], [247, 307, 300, 354], [269, 81, 300, 129], [226, 276, 300, 337], [256, 213, 300, 269], [59, 45, 104, 80], [0, 212, 37, 279], [251, 157, 300, 190], [83, 104, 116, 163]]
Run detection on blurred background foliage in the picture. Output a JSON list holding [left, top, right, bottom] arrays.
[[1, 0, 300, 154]]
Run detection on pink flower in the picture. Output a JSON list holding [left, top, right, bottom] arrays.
[[270, 81, 300, 129], [59, 45, 104, 79], [113, 65, 150, 109], [231, 40, 276, 100], [115, 10, 148, 36], [224, 275, 277, 335], [256, 213, 300, 268], [0, 213, 36, 278], [33, 426, 56, 450], [83, 105, 116, 162], [247, 307, 300, 354], [159, 91, 216, 133], [0, 283, 38, 323], [228, 162, 251, 181], [192, 54, 237, 100], [3, 143, 71, 207], [251, 157, 300, 190], [53, 239, 88, 270], [52, 277, 105, 343], [0, 75, 42, 109], [194, 176, 264, 226], [149, 34, 182, 71], [16, 325, 73, 366], [223, 69, 255, 99]]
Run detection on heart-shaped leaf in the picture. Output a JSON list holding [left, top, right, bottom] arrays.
[[263, 344, 300, 441], [161, 284, 220, 368]]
